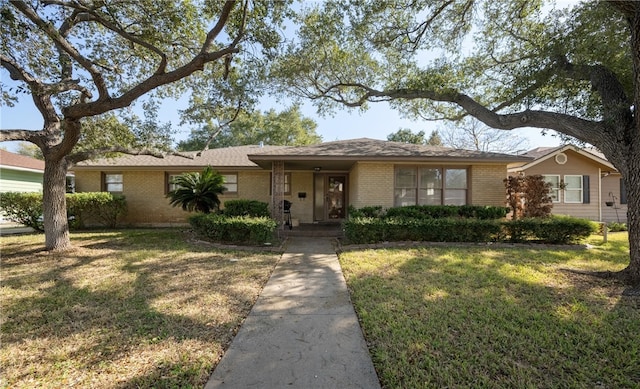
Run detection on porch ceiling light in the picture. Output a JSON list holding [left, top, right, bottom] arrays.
[[314, 167, 321, 171]]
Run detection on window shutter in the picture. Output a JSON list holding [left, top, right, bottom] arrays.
[[582, 175, 590, 204], [620, 179, 628, 204]]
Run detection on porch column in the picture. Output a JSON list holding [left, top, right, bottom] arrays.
[[271, 160, 285, 227]]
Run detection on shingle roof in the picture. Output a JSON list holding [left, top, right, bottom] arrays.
[[74, 145, 288, 169], [74, 138, 531, 171], [0, 149, 45, 171], [520, 146, 562, 160], [509, 144, 616, 171], [249, 138, 530, 162]]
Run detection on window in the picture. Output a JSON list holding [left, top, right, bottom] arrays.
[[103, 173, 123, 193], [166, 173, 183, 193], [563, 175, 583, 203], [394, 166, 467, 207], [543, 174, 589, 203], [445, 169, 468, 205], [543, 175, 560, 202], [269, 172, 292, 195], [221, 173, 238, 194], [394, 167, 417, 207], [418, 168, 442, 205]]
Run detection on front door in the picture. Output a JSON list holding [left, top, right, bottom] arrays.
[[314, 174, 347, 221]]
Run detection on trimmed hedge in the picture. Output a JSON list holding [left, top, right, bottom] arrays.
[[67, 192, 127, 228], [343, 215, 598, 245], [189, 213, 277, 245], [502, 217, 598, 244], [344, 217, 502, 244], [0, 192, 44, 231], [0, 192, 127, 230], [350, 204, 509, 220], [222, 199, 270, 217]]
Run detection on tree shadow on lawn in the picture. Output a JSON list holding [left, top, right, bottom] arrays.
[[341, 246, 640, 388], [0, 232, 279, 388]]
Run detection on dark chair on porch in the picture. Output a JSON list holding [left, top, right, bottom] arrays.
[[282, 199, 292, 230]]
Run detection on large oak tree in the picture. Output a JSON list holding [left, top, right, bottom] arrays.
[[274, 0, 640, 286], [1, 0, 290, 250]]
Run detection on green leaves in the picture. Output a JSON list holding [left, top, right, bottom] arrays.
[[167, 166, 226, 214], [177, 105, 321, 150]]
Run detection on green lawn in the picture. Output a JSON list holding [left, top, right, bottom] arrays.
[[0, 229, 280, 388], [339, 233, 639, 388]]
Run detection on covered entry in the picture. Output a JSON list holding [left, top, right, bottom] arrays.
[[314, 174, 347, 222]]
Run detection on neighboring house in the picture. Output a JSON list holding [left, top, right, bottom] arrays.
[[73, 138, 530, 226], [0, 149, 45, 193], [507, 145, 627, 223]]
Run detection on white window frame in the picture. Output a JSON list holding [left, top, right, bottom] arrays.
[[166, 172, 184, 193], [543, 175, 561, 203], [221, 173, 238, 194], [103, 173, 123, 193], [563, 175, 583, 204]]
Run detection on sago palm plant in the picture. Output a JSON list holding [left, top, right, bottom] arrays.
[[167, 166, 226, 213]]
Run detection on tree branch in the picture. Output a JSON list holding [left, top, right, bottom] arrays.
[[0, 129, 44, 142], [11, 0, 111, 100], [1, 54, 61, 126], [202, 0, 238, 53], [67, 147, 195, 165], [45, 1, 170, 75]]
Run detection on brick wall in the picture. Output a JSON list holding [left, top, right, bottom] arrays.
[[349, 162, 395, 209], [74, 169, 273, 225], [470, 164, 508, 206]]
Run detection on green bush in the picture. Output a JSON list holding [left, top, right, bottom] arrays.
[[356, 204, 509, 220], [222, 199, 270, 217], [0, 192, 127, 231], [66, 192, 127, 228], [607, 222, 628, 232], [343, 215, 596, 245], [0, 192, 44, 231], [531, 216, 598, 244], [347, 205, 385, 218], [502, 216, 598, 244], [343, 217, 502, 244], [189, 214, 277, 245]]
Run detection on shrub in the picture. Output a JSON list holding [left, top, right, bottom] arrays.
[[607, 222, 628, 232], [530, 216, 598, 244], [66, 192, 127, 228], [365, 204, 508, 220], [343, 217, 386, 243], [343, 217, 502, 244], [347, 205, 385, 218], [0, 192, 44, 231], [189, 214, 277, 245], [385, 205, 459, 219], [504, 175, 553, 219], [167, 166, 225, 214], [502, 216, 597, 244], [223, 199, 270, 217], [0, 192, 127, 231], [343, 215, 595, 245]]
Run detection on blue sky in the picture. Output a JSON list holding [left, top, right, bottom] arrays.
[[0, 87, 561, 152]]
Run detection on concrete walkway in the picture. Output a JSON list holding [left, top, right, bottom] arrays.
[[205, 237, 380, 388]]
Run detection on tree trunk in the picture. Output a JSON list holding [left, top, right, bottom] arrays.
[[42, 156, 71, 251], [619, 145, 640, 286], [620, 4, 640, 286]]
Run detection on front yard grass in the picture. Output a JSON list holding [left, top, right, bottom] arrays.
[[0, 229, 280, 388], [339, 233, 640, 388]]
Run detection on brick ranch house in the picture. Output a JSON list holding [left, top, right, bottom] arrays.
[[73, 138, 531, 226]]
